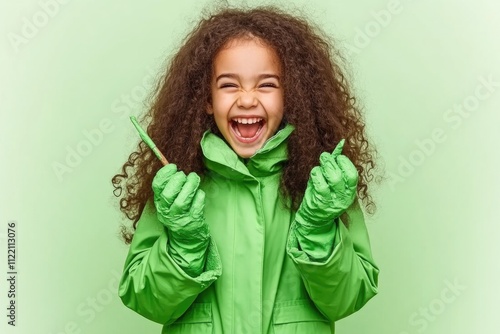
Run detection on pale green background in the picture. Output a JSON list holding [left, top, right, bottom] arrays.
[[1, 0, 498, 333]]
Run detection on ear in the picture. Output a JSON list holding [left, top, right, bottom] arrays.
[[206, 103, 214, 115]]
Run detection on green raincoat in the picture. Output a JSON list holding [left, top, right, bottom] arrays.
[[118, 123, 379, 333]]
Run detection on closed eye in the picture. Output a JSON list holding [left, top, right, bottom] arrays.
[[259, 83, 278, 88], [220, 83, 238, 88]]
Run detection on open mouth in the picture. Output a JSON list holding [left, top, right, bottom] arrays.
[[229, 117, 265, 143]]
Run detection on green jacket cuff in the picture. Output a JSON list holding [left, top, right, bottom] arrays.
[[293, 218, 338, 262], [285, 199, 379, 322], [118, 200, 222, 324]]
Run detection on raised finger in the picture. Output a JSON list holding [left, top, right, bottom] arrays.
[[330, 138, 345, 158]]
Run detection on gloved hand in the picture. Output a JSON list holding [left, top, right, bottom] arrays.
[[295, 139, 359, 229], [293, 139, 359, 260], [152, 163, 209, 277]]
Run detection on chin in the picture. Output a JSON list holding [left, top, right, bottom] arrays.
[[233, 147, 258, 159]]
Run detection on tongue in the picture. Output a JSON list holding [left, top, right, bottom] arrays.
[[236, 122, 261, 138]]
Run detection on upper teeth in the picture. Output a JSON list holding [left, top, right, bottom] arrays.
[[233, 117, 262, 124]]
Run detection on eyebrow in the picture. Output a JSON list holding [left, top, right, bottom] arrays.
[[215, 73, 281, 82]]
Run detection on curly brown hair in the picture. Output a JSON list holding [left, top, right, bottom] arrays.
[[111, 4, 383, 244]]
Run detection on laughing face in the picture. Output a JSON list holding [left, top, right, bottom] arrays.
[[207, 36, 284, 159]]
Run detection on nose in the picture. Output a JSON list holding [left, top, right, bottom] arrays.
[[236, 89, 258, 108]]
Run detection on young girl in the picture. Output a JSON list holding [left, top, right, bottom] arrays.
[[112, 5, 380, 334]]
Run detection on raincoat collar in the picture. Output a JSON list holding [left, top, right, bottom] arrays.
[[200, 123, 295, 180]]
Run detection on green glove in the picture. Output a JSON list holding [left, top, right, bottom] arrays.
[[152, 163, 209, 277], [294, 139, 359, 260]]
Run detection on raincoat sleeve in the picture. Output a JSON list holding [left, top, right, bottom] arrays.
[[286, 197, 379, 322], [118, 199, 222, 325]]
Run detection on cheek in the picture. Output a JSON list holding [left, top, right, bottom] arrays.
[[212, 93, 233, 109], [265, 94, 284, 116]]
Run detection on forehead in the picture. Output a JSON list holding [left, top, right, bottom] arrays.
[[213, 37, 281, 74]]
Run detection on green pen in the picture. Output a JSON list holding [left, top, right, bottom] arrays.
[[129, 116, 169, 166]]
